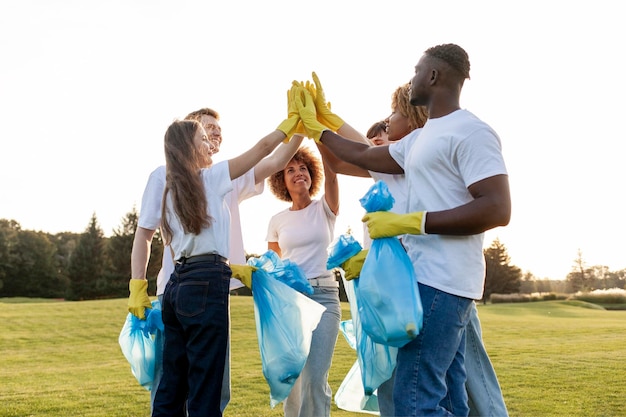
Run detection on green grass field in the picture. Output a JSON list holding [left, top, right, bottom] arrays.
[[1, 297, 625, 417]]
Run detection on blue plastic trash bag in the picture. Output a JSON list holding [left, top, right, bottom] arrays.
[[342, 273, 397, 396], [118, 300, 163, 390], [334, 360, 380, 415], [252, 268, 326, 408], [359, 180, 423, 347], [248, 250, 313, 295], [327, 234, 363, 270]]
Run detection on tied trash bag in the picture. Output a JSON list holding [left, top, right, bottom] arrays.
[[248, 249, 313, 295], [328, 234, 396, 408], [359, 180, 423, 347], [327, 234, 363, 270], [118, 300, 163, 390], [251, 268, 326, 408]]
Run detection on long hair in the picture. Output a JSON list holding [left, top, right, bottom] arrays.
[[392, 83, 428, 128], [160, 120, 212, 244]]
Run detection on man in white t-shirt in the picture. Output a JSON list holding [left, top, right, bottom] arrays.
[[299, 44, 511, 416], [129, 107, 303, 412]]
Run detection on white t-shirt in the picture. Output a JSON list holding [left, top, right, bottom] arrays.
[[137, 164, 262, 295], [266, 198, 336, 279], [389, 109, 508, 300], [363, 131, 418, 249], [165, 161, 233, 261]]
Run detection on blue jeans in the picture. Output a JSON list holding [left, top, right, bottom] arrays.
[[152, 260, 231, 417], [466, 302, 509, 417], [380, 302, 508, 417], [283, 287, 341, 417], [394, 283, 472, 417], [151, 301, 232, 414]]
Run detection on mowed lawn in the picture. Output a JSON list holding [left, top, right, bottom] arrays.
[[1, 297, 625, 417]]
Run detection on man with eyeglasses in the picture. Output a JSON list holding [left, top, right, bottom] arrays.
[[129, 106, 303, 413]]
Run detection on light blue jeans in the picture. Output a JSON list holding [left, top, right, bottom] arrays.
[[393, 283, 472, 416], [378, 301, 508, 417], [283, 287, 341, 417], [466, 302, 509, 417]]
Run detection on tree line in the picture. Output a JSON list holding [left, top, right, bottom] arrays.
[[1, 212, 624, 301]]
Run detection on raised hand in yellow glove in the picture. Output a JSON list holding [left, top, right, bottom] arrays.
[[341, 249, 368, 280], [310, 72, 345, 131], [128, 279, 152, 320], [287, 82, 307, 138], [230, 264, 258, 289], [277, 84, 302, 141], [294, 87, 330, 142], [362, 211, 427, 239]]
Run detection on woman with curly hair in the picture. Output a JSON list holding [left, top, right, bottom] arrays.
[[265, 144, 340, 417]]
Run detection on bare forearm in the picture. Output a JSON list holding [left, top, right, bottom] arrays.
[[426, 175, 511, 235], [320, 130, 403, 174], [254, 135, 304, 182], [130, 227, 155, 279]]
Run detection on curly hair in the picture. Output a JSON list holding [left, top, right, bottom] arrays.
[[267, 146, 323, 202], [391, 83, 428, 129], [184, 107, 220, 122], [160, 120, 211, 244], [425, 43, 471, 80]]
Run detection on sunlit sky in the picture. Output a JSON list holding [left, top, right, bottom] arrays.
[[1, 0, 624, 280]]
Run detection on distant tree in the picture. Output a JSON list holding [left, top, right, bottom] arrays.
[[0, 219, 21, 295], [535, 278, 553, 294], [49, 231, 79, 295], [67, 213, 107, 300], [12, 230, 64, 298], [566, 249, 591, 292], [519, 271, 536, 294], [483, 238, 521, 303], [105, 208, 138, 297]]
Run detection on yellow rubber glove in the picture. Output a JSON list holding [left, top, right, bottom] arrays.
[[341, 249, 368, 280], [230, 264, 258, 289], [295, 87, 329, 142], [311, 72, 345, 131], [277, 85, 301, 141], [362, 211, 427, 239], [128, 279, 152, 320], [287, 82, 307, 137]]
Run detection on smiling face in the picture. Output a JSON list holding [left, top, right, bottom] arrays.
[[384, 111, 411, 142], [283, 158, 311, 195], [198, 114, 222, 155], [193, 124, 213, 166]]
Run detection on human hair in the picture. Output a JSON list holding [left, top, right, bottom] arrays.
[[391, 83, 428, 129], [184, 107, 220, 122], [424, 43, 471, 80], [267, 146, 323, 202], [366, 121, 387, 139], [160, 120, 211, 244]]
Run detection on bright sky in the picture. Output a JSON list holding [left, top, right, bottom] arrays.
[[1, 0, 624, 280]]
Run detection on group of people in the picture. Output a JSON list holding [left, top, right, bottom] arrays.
[[126, 42, 512, 417]]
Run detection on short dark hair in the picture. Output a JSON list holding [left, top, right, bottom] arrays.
[[366, 121, 387, 139], [425, 43, 470, 80]]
